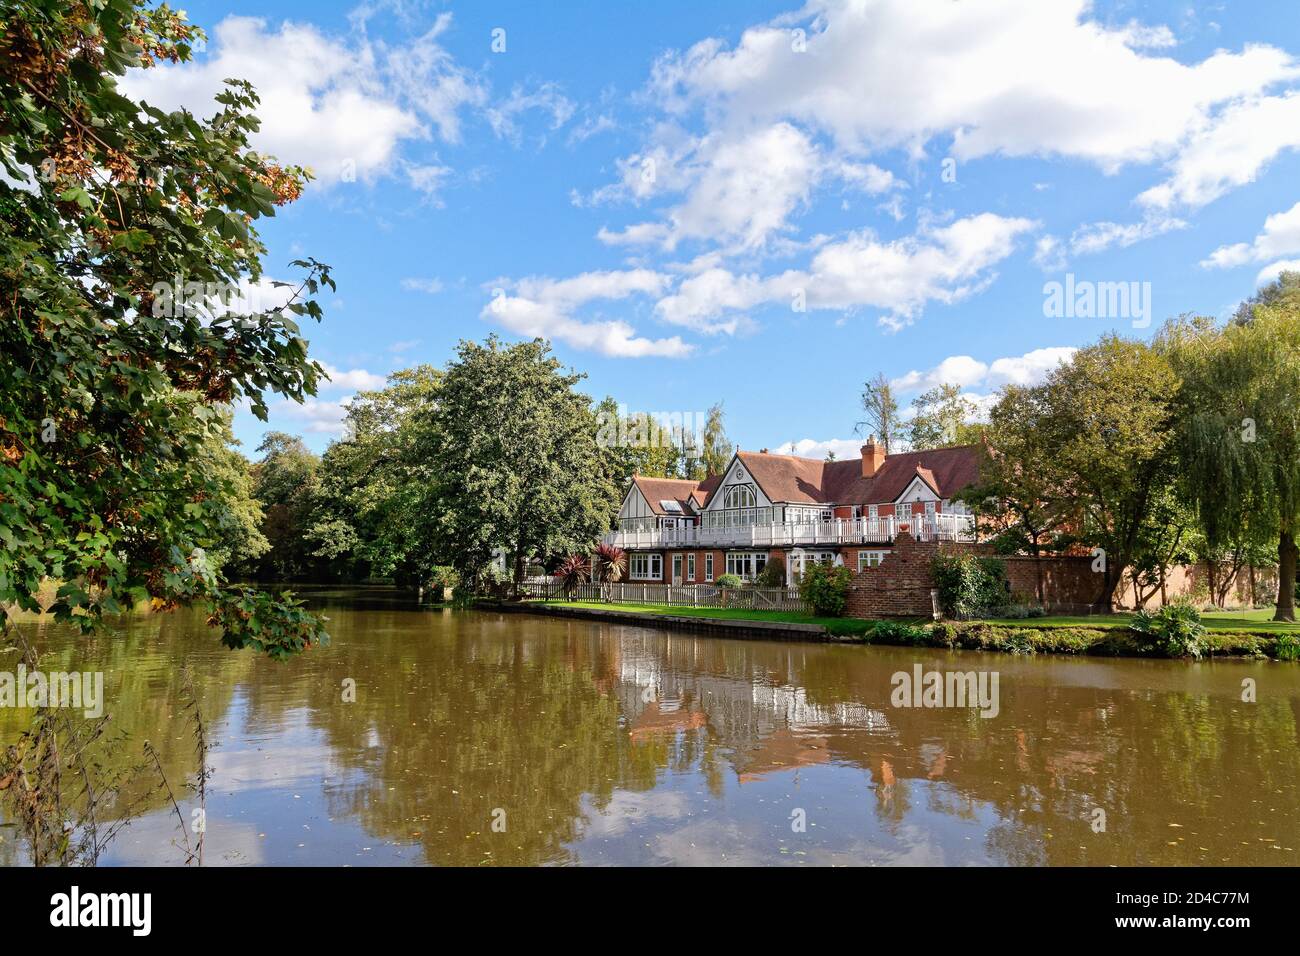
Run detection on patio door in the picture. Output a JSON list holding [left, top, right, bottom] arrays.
[[671, 554, 683, 585]]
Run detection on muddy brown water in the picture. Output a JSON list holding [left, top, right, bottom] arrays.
[[2, 587, 1296, 866]]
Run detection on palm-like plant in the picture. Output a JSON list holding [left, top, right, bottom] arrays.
[[554, 553, 591, 601], [593, 543, 627, 602]]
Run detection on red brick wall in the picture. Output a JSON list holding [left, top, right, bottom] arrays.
[[846, 533, 943, 618]]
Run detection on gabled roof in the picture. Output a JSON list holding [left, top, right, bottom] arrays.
[[630, 475, 708, 516], [730, 445, 979, 506], [627, 445, 979, 514]]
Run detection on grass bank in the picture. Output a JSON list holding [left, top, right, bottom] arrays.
[[530, 599, 1300, 659]]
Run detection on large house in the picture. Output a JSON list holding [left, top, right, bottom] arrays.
[[603, 437, 980, 584]]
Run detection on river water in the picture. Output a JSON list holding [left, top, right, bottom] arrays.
[[2, 587, 1296, 866]]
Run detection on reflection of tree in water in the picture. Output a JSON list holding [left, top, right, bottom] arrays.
[[6, 597, 1297, 867], [0, 611, 253, 863]]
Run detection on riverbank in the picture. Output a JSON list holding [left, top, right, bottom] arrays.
[[479, 599, 1300, 660]]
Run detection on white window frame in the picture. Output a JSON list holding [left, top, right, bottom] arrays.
[[857, 550, 886, 572], [867, 504, 878, 518], [725, 551, 768, 580], [924, 500, 935, 516], [705, 553, 714, 581], [687, 554, 696, 581], [630, 553, 662, 580], [898, 502, 913, 520]]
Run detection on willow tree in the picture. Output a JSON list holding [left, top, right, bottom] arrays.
[[1166, 294, 1300, 621], [1, 1, 329, 655]]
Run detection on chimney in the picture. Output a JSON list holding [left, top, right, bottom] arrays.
[[860, 436, 886, 478]]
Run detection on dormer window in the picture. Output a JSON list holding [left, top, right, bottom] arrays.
[[724, 485, 756, 509]]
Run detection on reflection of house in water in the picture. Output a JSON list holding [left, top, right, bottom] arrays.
[[604, 629, 893, 782]]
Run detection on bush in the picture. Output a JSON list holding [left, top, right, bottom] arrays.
[[754, 556, 786, 588], [798, 562, 852, 617], [428, 565, 459, 601], [1129, 602, 1207, 658], [715, 573, 743, 589], [931, 554, 1009, 618], [864, 619, 931, 645], [1274, 634, 1300, 662]]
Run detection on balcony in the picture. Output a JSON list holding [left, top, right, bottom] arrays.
[[602, 514, 976, 550]]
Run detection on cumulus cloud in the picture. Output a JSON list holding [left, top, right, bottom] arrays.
[[482, 270, 690, 358], [1202, 200, 1300, 269], [772, 437, 864, 460], [118, 13, 485, 194], [650, 0, 1298, 176], [892, 346, 1077, 393], [654, 213, 1035, 332], [318, 364, 386, 391]]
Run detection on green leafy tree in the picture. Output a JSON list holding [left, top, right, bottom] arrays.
[[0, 0, 328, 655], [700, 402, 734, 477], [200, 411, 269, 577], [309, 365, 443, 585], [984, 337, 1179, 610], [908, 384, 979, 450], [251, 433, 320, 581], [1165, 291, 1300, 620], [431, 336, 620, 594]]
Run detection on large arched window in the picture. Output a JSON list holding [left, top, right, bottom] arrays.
[[724, 484, 756, 509]]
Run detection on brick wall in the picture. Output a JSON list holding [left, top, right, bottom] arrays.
[[846, 533, 944, 618], [844, 536, 1276, 618]]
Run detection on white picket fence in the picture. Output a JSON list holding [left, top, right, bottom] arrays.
[[518, 579, 807, 612]]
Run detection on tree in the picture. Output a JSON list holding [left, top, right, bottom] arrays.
[[250, 433, 320, 580], [1166, 293, 1300, 620], [309, 365, 443, 585], [908, 384, 978, 450], [0, 1, 328, 656], [857, 372, 900, 452], [700, 403, 734, 476], [431, 337, 620, 594], [961, 385, 1070, 604], [200, 411, 269, 577], [982, 337, 1179, 610]]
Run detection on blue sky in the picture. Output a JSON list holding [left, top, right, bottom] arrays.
[[123, 0, 1300, 456]]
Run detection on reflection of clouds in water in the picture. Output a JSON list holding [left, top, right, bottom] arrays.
[[576, 788, 692, 839], [102, 809, 267, 866]]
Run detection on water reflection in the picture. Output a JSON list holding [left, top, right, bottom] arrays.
[[2, 588, 1297, 866]]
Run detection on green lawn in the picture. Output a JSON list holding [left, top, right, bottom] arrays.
[[981, 608, 1300, 633], [536, 599, 1300, 635], [535, 599, 879, 635]]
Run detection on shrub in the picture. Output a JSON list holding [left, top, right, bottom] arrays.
[[1129, 602, 1207, 658], [798, 563, 853, 617], [931, 554, 1009, 618], [755, 556, 786, 588], [429, 565, 460, 601], [865, 620, 931, 645], [715, 573, 743, 589], [1275, 634, 1300, 662]]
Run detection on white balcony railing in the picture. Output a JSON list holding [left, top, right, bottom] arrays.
[[602, 513, 975, 550]]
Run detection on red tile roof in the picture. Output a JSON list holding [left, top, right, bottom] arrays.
[[630, 445, 979, 512]]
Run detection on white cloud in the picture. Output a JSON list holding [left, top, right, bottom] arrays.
[[892, 346, 1077, 394], [1068, 216, 1187, 256], [650, 0, 1297, 174], [1256, 259, 1300, 286], [318, 364, 386, 391], [482, 270, 690, 358], [262, 396, 354, 435], [654, 212, 1034, 331], [401, 277, 445, 293], [1139, 92, 1300, 210], [118, 14, 484, 191], [1203, 200, 1300, 268], [485, 82, 576, 144], [772, 437, 863, 460]]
